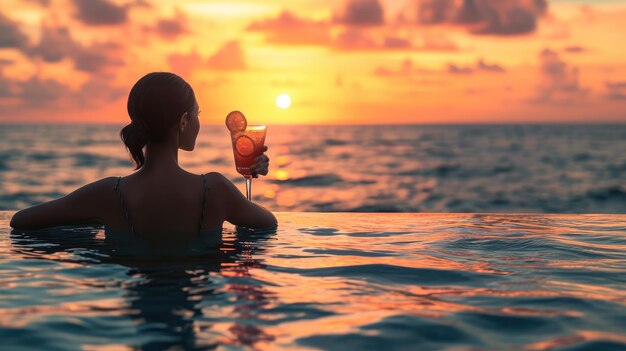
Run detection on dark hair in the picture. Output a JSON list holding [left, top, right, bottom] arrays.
[[120, 72, 196, 169]]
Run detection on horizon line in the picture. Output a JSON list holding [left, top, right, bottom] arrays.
[[1, 121, 626, 126]]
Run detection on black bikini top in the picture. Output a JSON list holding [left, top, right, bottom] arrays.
[[113, 175, 208, 236]]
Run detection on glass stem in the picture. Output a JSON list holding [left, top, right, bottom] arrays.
[[245, 177, 252, 201]]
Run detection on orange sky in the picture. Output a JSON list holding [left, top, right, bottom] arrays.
[[1, 0, 625, 124]]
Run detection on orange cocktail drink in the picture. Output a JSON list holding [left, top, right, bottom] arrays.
[[226, 110, 267, 201], [231, 125, 267, 178]]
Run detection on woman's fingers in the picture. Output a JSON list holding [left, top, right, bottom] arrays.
[[254, 154, 269, 163], [251, 161, 269, 176], [251, 162, 269, 172], [251, 149, 270, 178]]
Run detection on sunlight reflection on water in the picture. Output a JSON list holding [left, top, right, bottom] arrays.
[[1, 212, 626, 350]]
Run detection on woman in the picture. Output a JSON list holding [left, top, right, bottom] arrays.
[[10, 72, 277, 236]]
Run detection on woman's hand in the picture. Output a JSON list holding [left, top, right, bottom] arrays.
[[251, 145, 270, 178]]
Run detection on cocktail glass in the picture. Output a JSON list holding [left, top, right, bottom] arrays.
[[230, 125, 267, 201]]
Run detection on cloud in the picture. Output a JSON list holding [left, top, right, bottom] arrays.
[[72, 0, 128, 25], [563, 46, 587, 53], [334, 29, 458, 52], [166, 42, 247, 76], [448, 58, 506, 74], [207, 41, 246, 70], [18, 77, 71, 104], [0, 72, 70, 106], [73, 42, 123, 72], [155, 19, 188, 40], [25, 0, 50, 5], [246, 11, 331, 46], [606, 81, 626, 101], [74, 74, 126, 105], [416, 0, 548, 36], [383, 36, 411, 49], [532, 48, 588, 105], [25, 25, 123, 72], [448, 63, 474, 74], [246, 10, 459, 52], [334, 28, 378, 50], [0, 69, 124, 109], [335, 0, 385, 26], [152, 10, 190, 41], [0, 12, 27, 48], [477, 58, 506, 73], [26, 26, 79, 62]]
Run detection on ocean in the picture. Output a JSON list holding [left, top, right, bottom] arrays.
[[2, 212, 626, 350], [0, 124, 625, 213]]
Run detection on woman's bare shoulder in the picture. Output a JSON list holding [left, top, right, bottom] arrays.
[[75, 176, 119, 195], [202, 172, 232, 190], [202, 172, 248, 201]]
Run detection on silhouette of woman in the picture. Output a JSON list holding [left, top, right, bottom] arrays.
[[10, 72, 277, 236]]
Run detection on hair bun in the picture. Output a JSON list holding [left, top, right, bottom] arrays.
[[120, 121, 148, 169]]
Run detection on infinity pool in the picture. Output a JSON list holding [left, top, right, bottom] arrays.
[[1, 212, 625, 350]]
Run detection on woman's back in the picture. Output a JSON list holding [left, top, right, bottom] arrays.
[[110, 171, 218, 238]]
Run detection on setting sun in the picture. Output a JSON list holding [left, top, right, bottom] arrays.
[[276, 94, 291, 109]]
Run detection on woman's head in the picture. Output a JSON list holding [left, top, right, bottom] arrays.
[[121, 72, 200, 169]]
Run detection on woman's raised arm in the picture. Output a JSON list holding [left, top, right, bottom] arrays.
[[10, 177, 115, 230], [208, 172, 277, 229]]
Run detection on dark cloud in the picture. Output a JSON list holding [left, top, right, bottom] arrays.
[[417, 0, 456, 24], [207, 41, 246, 70], [153, 10, 190, 40], [0, 74, 70, 106], [448, 64, 474, 74], [532, 48, 588, 105], [73, 42, 123, 72], [72, 0, 128, 25], [18, 77, 70, 104], [0, 12, 27, 48], [416, 0, 548, 36], [26, 26, 79, 62], [336, 0, 385, 26], [606, 81, 626, 101], [247, 11, 331, 45], [383, 36, 411, 49], [334, 29, 459, 52], [477, 59, 506, 73], [448, 59, 506, 74], [25, 25, 123, 72], [155, 19, 188, 40], [75, 74, 126, 106], [0, 60, 15, 98], [0, 69, 124, 109], [334, 28, 378, 50]]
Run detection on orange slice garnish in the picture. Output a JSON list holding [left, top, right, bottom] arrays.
[[235, 135, 256, 157], [225, 110, 247, 132]]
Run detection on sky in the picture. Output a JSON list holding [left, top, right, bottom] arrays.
[[0, 0, 625, 124]]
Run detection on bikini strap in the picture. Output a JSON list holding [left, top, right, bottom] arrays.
[[114, 177, 135, 236], [200, 174, 208, 231]]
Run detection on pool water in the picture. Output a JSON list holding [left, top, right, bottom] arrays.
[[1, 212, 626, 350]]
